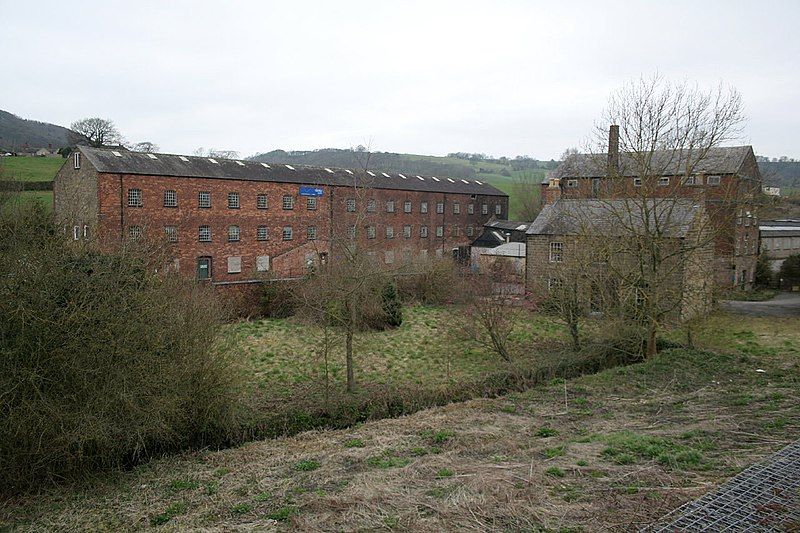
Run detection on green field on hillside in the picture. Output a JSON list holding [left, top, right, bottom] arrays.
[[0, 156, 63, 181]]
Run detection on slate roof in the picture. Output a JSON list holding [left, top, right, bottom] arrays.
[[471, 229, 508, 248], [484, 219, 531, 232], [760, 219, 800, 238], [479, 242, 526, 257], [80, 147, 507, 197], [526, 198, 702, 238], [542, 146, 754, 183]]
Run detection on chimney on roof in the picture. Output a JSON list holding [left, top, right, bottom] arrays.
[[608, 124, 619, 176]]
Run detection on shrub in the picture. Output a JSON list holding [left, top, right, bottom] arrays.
[[259, 279, 296, 318], [0, 204, 244, 491], [778, 254, 800, 288], [381, 282, 403, 328]]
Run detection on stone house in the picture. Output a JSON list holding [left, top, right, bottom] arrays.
[[759, 219, 800, 273], [526, 198, 714, 320]]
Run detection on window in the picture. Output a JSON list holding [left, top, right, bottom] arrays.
[[420, 249, 428, 259], [386, 200, 395, 213], [282, 195, 294, 210], [384, 250, 395, 264], [72, 226, 79, 240], [257, 225, 268, 241], [346, 198, 356, 212], [165, 226, 177, 243], [658, 177, 670, 187], [481, 204, 488, 214], [83, 225, 89, 239], [452, 225, 459, 237], [163, 190, 177, 207], [73, 152, 81, 169], [436, 226, 443, 237], [403, 225, 412, 238], [307, 197, 317, 210], [420, 225, 429, 238], [197, 257, 212, 280], [453, 203, 460, 214], [436, 202, 444, 214], [227, 256, 242, 274], [199, 225, 211, 242], [228, 192, 240, 209], [367, 225, 376, 239], [347, 225, 356, 239], [228, 225, 240, 242], [367, 199, 376, 212], [549, 241, 563, 262], [256, 255, 270, 272], [420, 202, 428, 214], [404, 200, 412, 213], [128, 225, 143, 239], [566, 179, 578, 188], [282, 226, 293, 240], [468, 203, 474, 214], [707, 175, 721, 186], [198, 191, 211, 208], [633, 178, 642, 187], [127, 188, 142, 207], [683, 175, 697, 185], [467, 226, 474, 237], [386, 226, 394, 239], [257, 194, 268, 209], [307, 226, 317, 240], [495, 204, 502, 215]]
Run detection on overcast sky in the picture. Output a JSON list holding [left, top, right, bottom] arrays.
[[2, 0, 798, 159]]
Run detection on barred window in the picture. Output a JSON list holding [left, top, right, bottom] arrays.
[[307, 197, 317, 210], [346, 198, 356, 212], [467, 226, 474, 237], [453, 202, 460, 214], [198, 191, 211, 208], [495, 204, 502, 215], [404, 200, 412, 213], [282, 195, 294, 210], [228, 225, 240, 242], [165, 226, 177, 242], [257, 194, 268, 209], [199, 225, 211, 242], [436, 226, 443, 237], [307, 226, 317, 240], [386, 200, 395, 213], [367, 199, 376, 212], [347, 225, 357, 239], [386, 226, 394, 239], [481, 204, 488, 214], [420, 225, 429, 238], [163, 190, 177, 207], [128, 225, 142, 239], [549, 242, 563, 262], [257, 225, 268, 241], [420, 202, 428, 214], [436, 201, 444, 214], [127, 188, 142, 207], [467, 203, 474, 214], [228, 192, 240, 209], [367, 225, 376, 239], [282, 226, 293, 240], [403, 225, 412, 238]]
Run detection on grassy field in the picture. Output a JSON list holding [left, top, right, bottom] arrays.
[[232, 306, 566, 396], [0, 156, 63, 182], [0, 191, 53, 214], [3, 310, 797, 530]]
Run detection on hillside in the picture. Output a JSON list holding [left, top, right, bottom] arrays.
[[250, 149, 556, 220], [759, 161, 800, 193], [0, 110, 85, 152]]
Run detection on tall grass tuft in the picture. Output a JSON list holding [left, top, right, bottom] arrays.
[[0, 202, 245, 492]]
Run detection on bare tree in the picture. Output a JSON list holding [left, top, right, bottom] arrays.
[[70, 117, 124, 147], [512, 171, 542, 221], [132, 141, 159, 153]]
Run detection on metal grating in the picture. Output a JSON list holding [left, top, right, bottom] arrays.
[[643, 439, 800, 532]]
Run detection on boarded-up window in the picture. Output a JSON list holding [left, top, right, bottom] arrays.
[[227, 256, 242, 274], [384, 250, 395, 264], [256, 255, 270, 272]]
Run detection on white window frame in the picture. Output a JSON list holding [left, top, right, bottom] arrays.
[[257, 194, 268, 209], [468, 203, 474, 215], [420, 202, 428, 214], [467, 226, 474, 237], [549, 241, 563, 263], [404, 200, 412, 213], [566, 179, 578, 188], [346, 198, 356, 212], [73, 152, 81, 169], [256, 255, 270, 272], [658, 177, 670, 187], [707, 175, 721, 186], [386, 226, 394, 239], [436, 226, 444, 237], [453, 202, 460, 214], [495, 204, 502, 215], [127, 188, 142, 207], [403, 225, 412, 238], [307, 226, 317, 240], [420, 225, 429, 238], [227, 192, 240, 209], [481, 204, 488, 214], [386, 200, 395, 213], [72, 225, 80, 240], [436, 202, 444, 214], [165, 226, 177, 243], [306, 197, 317, 210], [282, 195, 294, 210], [198, 191, 211, 208], [633, 178, 642, 187]]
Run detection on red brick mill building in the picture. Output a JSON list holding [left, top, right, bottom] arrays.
[[54, 147, 509, 284]]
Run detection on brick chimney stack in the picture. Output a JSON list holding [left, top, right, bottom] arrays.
[[608, 124, 619, 176]]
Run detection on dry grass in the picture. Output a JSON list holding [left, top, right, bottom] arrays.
[[2, 311, 799, 531]]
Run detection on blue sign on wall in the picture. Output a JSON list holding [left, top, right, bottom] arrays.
[[299, 186, 324, 197]]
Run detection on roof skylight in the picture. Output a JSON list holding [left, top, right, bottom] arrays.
[[432, 177, 440, 182], [208, 158, 219, 164], [416, 175, 424, 180], [112, 151, 122, 157], [367, 171, 375, 177], [235, 161, 245, 166], [461, 179, 469, 184], [398, 174, 407, 179], [382, 172, 390, 178], [260, 162, 270, 168], [324, 168, 334, 173], [179, 156, 190, 162], [345, 169, 353, 174], [475, 180, 483, 185], [285, 165, 295, 170], [447, 178, 455, 183], [147, 153, 158, 159]]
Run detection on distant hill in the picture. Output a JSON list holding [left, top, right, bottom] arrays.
[[0, 110, 86, 152], [759, 161, 800, 192]]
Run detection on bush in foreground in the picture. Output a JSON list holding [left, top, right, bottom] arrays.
[[0, 203, 244, 491]]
